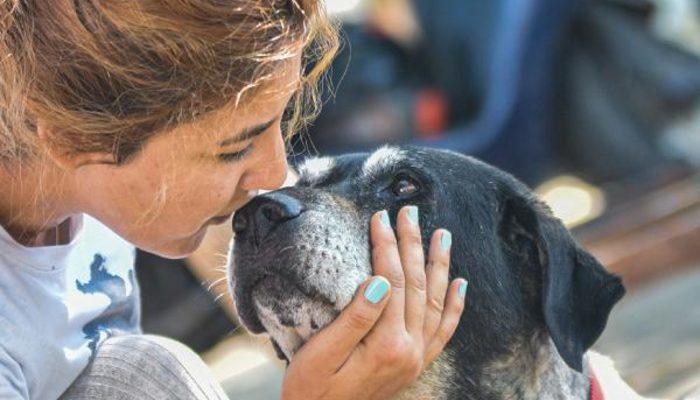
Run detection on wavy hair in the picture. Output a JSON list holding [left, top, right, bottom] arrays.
[[0, 0, 338, 163]]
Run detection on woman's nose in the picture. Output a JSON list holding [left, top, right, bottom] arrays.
[[243, 157, 288, 191], [239, 136, 288, 191]]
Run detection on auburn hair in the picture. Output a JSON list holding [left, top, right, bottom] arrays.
[[0, 0, 338, 163]]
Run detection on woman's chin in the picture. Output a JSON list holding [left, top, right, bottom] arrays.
[[144, 227, 209, 259]]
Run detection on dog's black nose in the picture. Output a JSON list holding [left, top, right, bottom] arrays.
[[233, 192, 305, 245]]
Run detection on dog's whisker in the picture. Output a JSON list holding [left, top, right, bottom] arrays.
[[206, 281, 229, 293], [227, 324, 245, 336], [278, 245, 296, 255], [213, 291, 231, 303], [205, 276, 228, 292]]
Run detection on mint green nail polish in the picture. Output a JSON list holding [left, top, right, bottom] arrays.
[[458, 280, 468, 298], [365, 278, 390, 304], [380, 210, 391, 228], [407, 206, 419, 225], [441, 231, 452, 251]]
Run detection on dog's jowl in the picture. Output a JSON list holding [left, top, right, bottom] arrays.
[[228, 146, 639, 400]]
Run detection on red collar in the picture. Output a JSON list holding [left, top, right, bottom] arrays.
[[589, 367, 604, 400]]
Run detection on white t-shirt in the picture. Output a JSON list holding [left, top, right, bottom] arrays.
[[0, 214, 141, 400]]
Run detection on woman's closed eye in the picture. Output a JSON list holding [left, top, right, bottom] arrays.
[[217, 145, 253, 163]]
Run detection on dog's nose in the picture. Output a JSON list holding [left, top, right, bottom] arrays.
[[233, 192, 305, 245]]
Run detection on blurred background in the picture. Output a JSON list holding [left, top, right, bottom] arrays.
[[135, 0, 700, 398]]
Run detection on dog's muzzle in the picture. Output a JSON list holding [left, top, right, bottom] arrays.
[[232, 192, 305, 249], [228, 189, 372, 360]]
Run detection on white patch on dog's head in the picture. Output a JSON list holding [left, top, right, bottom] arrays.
[[362, 146, 405, 178], [297, 156, 335, 184]]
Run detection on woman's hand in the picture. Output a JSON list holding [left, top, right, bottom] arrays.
[[282, 206, 468, 400]]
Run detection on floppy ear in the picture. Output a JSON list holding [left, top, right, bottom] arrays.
[[270, 339, 290, 365], [501, 195, 626, 372]]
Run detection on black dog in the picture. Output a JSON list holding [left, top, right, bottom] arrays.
[[228, 146, 629, 399]]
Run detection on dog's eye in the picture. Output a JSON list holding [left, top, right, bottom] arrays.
[[391, 176, 419, 197]]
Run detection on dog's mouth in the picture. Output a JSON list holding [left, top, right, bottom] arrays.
[[231, 246, 371, 360], [229, 206, 373, 362], [250, 273, 337, 322], [244, 273, 340, 361]]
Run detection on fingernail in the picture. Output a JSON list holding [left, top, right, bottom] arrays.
[[379, 210, 391, 228], [407, 206, 419, 225], [364, 277, 390, 304], [441, 230, 452, 251], [458, 280, 468, 298]]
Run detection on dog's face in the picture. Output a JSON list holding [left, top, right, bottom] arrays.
[[228, 146, 624, 379]]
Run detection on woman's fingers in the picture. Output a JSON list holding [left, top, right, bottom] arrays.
[[396, 206, 427, 336], [423, 229, 452, 342], [424, 278, 467, 367], [284, 209, 468, 400], [369, 210, 406, 327], [293, 276, 392, 376]]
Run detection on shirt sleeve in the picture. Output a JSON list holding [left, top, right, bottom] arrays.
[[0, 346, 29, 400]]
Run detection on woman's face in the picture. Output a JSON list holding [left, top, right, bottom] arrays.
[[74, 61, 300, 258]]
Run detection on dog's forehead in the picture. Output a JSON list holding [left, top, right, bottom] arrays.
[[296, 146, 408, 185], [295, 146, 501, 194], [296, 156, 336, 184], [361, 146, 406, 177]]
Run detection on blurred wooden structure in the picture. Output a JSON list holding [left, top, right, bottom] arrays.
[[582, 171, 700, 398], [595, 266, 700, 399], [575, 173, 700, 290]]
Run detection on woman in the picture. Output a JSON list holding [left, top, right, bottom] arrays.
[[0, 1, 467, 399]]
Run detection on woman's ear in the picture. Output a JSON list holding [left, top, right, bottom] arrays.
[[37, 119, 117, 169]]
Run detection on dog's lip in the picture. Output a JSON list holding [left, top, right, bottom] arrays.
[[235, 272, 336, 334], [234, 273, 291, 334], [251, 272, 334, 307]]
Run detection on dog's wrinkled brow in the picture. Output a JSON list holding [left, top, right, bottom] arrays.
[[361, 146, 405, 178], [296, 156, 335, 185]]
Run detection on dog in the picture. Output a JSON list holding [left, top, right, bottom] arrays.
[[228, 145, 646, 399]]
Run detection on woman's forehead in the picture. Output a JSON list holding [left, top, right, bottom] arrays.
[[171, 57, 302, 145]]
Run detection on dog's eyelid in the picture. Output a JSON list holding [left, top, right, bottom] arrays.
[[392, 176, 419, 195], [381, 171, 424, 200], [393, 169, 427, 186], [394, 165, 428, 179]]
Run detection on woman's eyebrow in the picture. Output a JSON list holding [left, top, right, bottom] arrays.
[[218, 117, 277, 147]]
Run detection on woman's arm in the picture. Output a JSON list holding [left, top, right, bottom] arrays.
[[0, 348, 28, 400]]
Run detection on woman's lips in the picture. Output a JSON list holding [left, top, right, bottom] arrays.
[[208, 191, 259, 226], [208, 214, 232, 225]]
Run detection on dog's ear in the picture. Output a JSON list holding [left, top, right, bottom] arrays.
[[500, 195, 625, 372], [270, 339, 290, 365]]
